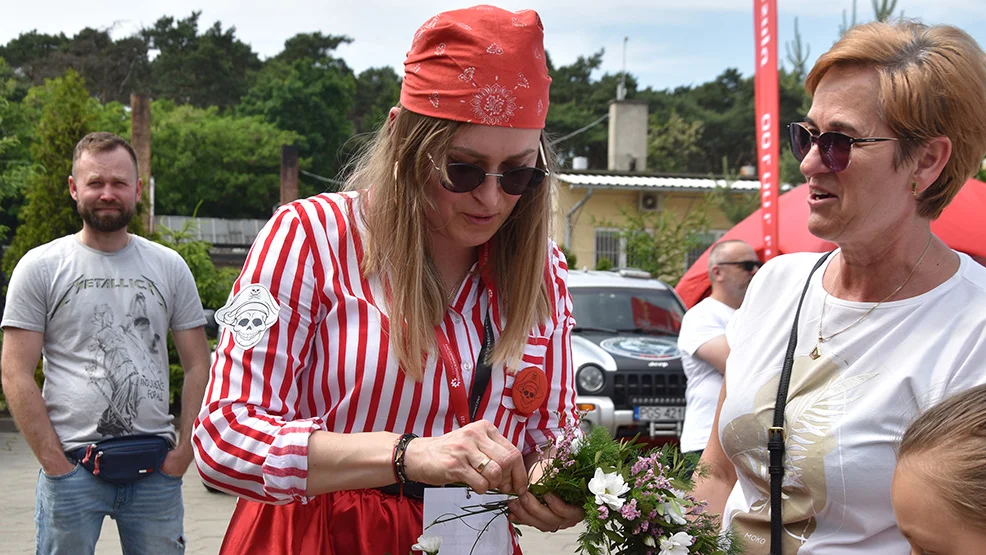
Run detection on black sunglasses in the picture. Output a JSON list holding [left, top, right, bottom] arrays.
[[717, 260, 762, 272], [788, 122, 898, 172], [427, 142, 549, 195]]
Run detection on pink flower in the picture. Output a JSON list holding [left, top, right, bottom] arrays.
[[620, 498, 641, 521], [598, 505, 609, 519]]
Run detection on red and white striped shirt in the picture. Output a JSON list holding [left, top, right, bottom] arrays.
[[192, 191, 577, 503]]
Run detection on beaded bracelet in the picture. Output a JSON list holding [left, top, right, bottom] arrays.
[[392, 433, 417, 484]]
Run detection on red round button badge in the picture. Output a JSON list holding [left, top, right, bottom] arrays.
[[512, 366, 548, 416]]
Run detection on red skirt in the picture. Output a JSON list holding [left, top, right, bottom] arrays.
[[220, 488, 523, 554]]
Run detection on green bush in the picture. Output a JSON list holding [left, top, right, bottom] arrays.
[[559, 244, 578, 270], [154, 216, 236, 405]]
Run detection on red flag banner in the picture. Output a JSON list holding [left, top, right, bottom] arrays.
[[630, 296, 682, 334], [754, 0, 780, 260]]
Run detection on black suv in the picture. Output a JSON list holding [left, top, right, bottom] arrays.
[[568, 269, 688, 440]]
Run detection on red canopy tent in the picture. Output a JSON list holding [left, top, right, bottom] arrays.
[[674, 178, 986, 308]]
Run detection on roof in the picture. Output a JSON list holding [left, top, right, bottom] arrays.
[[568, 269, 674, 291], [156, 215, 268, 247], [556, 170, 761, 193]]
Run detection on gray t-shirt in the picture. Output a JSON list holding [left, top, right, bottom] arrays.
[[2, 234, 206, 451]]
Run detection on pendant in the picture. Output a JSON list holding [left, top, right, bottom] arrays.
[[809, 344, 821, 360]]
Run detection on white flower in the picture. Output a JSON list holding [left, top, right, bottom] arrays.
[[411, 534, 442, 555], [587, 467, 630, 510], [659, 532, 694, 555], [662, 497, 687, 525], [569, 435, 583, 456], [643, 535, 657, 547]]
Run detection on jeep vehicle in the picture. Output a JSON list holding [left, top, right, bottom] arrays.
[[569, 269, 688, 441]]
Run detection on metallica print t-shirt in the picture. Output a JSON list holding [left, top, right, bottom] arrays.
[[2, 234, 206, 451]]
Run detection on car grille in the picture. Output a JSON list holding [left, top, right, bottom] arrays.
[[613, 371, 687, 409]]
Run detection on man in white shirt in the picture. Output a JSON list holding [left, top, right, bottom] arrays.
[[677, 240, 760, 459]]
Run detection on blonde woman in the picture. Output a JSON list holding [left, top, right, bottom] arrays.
[[192, 5, 582, 554], [893, 383, 986, 554]]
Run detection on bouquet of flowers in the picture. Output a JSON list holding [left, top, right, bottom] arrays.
[[416, 417, 742, 555]]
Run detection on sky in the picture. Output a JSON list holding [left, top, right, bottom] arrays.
[[3, 1, 986, 92]]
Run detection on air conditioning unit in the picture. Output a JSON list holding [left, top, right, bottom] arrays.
[[638, 191, 661, 212]]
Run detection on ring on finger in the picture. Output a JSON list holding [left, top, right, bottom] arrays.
[[475, 456, 491, 474]]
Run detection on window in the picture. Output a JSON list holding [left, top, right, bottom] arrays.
[[570, 287, 685, 335], [595, 229, 626, 268]]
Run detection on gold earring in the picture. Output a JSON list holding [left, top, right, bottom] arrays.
[[912, 182, 918, 197]]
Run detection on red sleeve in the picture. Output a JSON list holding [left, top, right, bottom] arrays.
[[192, 199, 331, 504]]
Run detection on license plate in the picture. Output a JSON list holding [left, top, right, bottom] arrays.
[[634, 405, 685, 422]]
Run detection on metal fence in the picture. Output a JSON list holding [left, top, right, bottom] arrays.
[[155, 216, 269, 247]]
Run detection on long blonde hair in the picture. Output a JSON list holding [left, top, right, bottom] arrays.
[[346, 109, 553, 380]]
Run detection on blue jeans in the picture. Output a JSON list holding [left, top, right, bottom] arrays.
[[35, 463, 185, 555]]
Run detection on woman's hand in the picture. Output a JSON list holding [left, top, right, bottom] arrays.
[[507, 492, 584, 532], [403, 420, 529, 495]]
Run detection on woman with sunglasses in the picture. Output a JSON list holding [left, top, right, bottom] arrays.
[[192, 6, 582, 554], [694, 20, 986, 554]]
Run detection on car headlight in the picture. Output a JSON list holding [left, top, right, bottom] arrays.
[[577, 365, 605, 394]]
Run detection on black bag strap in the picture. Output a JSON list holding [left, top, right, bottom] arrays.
[[769, 251, 833, 554], [468, 311, 495, 422]]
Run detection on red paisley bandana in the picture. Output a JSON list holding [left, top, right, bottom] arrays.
[[400, 5, 551, 129]]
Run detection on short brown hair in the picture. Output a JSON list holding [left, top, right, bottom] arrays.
[[897, 383, 986, 531], [806, 20, 986, 219], [72, 132, 139, 178]]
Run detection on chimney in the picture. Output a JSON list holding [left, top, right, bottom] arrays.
[[280, 144, 300, 207], [607, 99, 648, 172], [130, 93, 153, 233]]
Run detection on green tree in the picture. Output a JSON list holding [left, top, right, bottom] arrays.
[[352, 66, 401, 135], [0, 57, 37, 244], [154, 217, 238, 403], [273, 32, 352, 66], [546, 50, 622, 168], [785, 17, 811, 83], [0, 29, 150, 104], [142, 12, 261, 109], [154, 216, 239, 311], [840, 0, 859, 37], [637, 68, 757, 174], [706, 157, 761, 225], [778, 68, 812, 187], [0, 30, 69, 84], [596, 204, 710, 285], [648, 111, 704, 173], [150, 100, 305, 218], [873, 0, 899, 22], [2, 71, 98, 276], [239, 51, 356, 188]]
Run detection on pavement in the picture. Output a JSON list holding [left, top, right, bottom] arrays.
[[0, 425, 584, 554]]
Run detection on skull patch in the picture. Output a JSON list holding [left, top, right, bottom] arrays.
[[216, 284, 281, 350]]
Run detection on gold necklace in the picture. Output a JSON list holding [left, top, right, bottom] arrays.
[[444, 267, 472, 304], [810, 236, 933, 360]]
